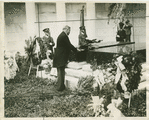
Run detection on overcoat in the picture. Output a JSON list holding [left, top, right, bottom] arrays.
[[116, 29, 126, 42], [123, 23, 133, 35], [42, 36, 55, 54], [53, 32, 77, 67]]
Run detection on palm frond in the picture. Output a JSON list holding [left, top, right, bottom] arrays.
[[24, 36, 37, 63]]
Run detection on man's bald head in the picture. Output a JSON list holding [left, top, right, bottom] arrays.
[[63, 25, 71, 35]]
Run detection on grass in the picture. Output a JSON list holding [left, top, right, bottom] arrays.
[[4, 62, 146, 117], [4, 63, 94, 117], [118, 89, 146, 117]]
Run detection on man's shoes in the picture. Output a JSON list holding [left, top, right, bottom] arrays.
[[57, 85, 65, 91], [57, 88, 65, 91]]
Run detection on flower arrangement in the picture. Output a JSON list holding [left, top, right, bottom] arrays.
[[24, 36, 44, 66], [40, 59, 53, 73], [35, 37, 47, 60], [121, 51, 142, 92], [89, 45, 143, 116], [4, 55, 19, 81], [24, 36, 36, 64], [90, 45, 142, 93], [113, 46, 143, 94]]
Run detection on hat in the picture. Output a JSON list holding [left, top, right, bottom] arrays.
[[125, 19, 130, 23], [43, 28, 50, 33], [119, 22, 124, 29], [79, 26, 85, 30]]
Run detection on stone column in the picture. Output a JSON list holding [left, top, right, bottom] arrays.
[[56, 2, 66, 35], [86, 2, 95, 39], [25, 2, 36, 38]]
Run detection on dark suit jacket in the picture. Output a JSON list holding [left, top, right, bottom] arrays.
[[53, 32, 77, 67], [116, 29, 126, 42], [42, 36, 55, 53]]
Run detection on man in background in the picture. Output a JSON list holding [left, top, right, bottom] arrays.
[[43, 28, 55, 59], [116, 22, 126, 42], [123, 19, 133, 42]]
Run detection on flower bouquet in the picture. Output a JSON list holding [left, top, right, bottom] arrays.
[[40, 59, 53, 74]]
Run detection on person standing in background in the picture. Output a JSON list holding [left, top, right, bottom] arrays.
[[116, 22, 126, 42], [42, 28, 55, 59], [123, 19, 133, 42], [53, 25, 78, 91]]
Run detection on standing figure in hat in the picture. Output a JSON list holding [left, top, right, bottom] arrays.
[[42, 28, 55, 59], [116, 22, 126, 42], [123, 19, 133, 42], [79, 26, 96, 49], [79, 26, 88, 49]]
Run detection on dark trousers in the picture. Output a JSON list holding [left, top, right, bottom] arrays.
[[126, 35, 131, 42], [57, 66, 65, 91]]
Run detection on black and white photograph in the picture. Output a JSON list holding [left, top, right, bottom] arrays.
[[1, 0, 148, 118]]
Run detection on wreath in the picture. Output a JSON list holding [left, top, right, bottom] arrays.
[[24, 36, 47, 66]]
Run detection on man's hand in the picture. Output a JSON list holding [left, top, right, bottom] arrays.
[[77, 48, 85, 52], [49, 42, 53, 45], [77, 48, 81, 52], [116, 35, 120, 38], [92, 39, 97, 41]]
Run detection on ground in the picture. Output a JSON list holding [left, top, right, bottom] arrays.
[[4, 63, 146, 117]]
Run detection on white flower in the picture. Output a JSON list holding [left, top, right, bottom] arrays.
[[117, 56, 123, 63]]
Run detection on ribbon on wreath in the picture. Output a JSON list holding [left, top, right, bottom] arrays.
[[35, 39, 40, 59], [115, 56, 128, 92], [93, 69, 105, 89]]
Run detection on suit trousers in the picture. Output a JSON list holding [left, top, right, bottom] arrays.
[[57, 66, 65, 91], [126, 35, 131, 42]]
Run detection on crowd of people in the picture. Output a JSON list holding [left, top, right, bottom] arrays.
[[116, 19, 133, 42]]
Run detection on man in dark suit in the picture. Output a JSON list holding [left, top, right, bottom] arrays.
[[53, 25, 78, 91], [123, 19, 133, 42], [116, 22, 126, 42], [42, 28, 55, 59]]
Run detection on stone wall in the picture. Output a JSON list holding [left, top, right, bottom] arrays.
[[95, 3, 117, 42], [4, 2, 146, 55], [4, 3, 27, 54], [95, 3, 146, 51], [66, 3, 86, 46], [126, 3, 146, 50], [35, 3, 57, 43]]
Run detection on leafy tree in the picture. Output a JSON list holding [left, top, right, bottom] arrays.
[[108, 3, 127, 24]]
